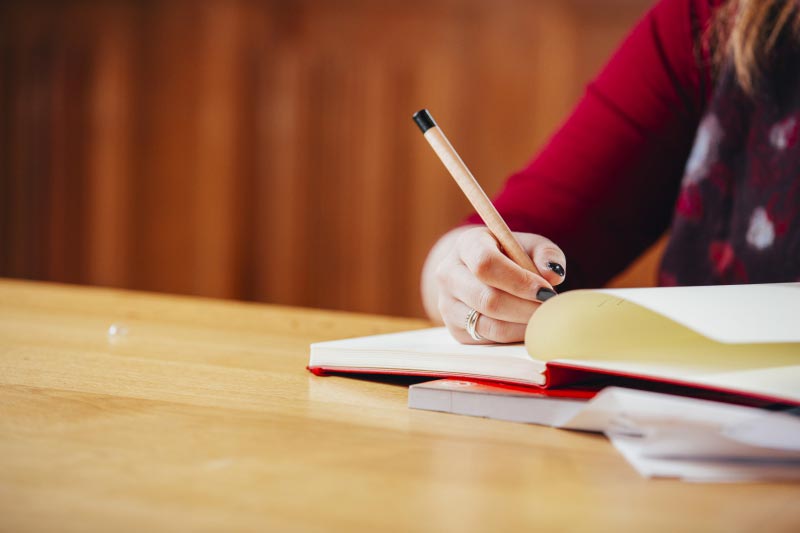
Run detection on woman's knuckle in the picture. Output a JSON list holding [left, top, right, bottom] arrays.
[[472, 251, 496, 279], [483, 318, 506, 341], [478, 286, 501, 314], [540, 245, 564, 259], [511, 271, 536, 293]]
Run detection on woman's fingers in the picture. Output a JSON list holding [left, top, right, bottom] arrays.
[[457, 229, 554, 302], [440, 297, 528, 344], [431, 226, 567, 344], [516, 232, 567, 287], [443, 263, 540, 324]]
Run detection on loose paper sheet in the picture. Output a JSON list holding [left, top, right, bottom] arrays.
[[561, 387, 800, 482]]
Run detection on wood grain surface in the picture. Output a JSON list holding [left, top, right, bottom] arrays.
[[0, 0, 656, 318], [1, 279, 799, 533]]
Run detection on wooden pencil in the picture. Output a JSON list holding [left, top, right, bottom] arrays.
[[412, 108, 543, 276]]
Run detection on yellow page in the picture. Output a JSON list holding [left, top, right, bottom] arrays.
[[525, 289, 800, 372]]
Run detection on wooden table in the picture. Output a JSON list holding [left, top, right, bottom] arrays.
[[1, 279, 798, 532]]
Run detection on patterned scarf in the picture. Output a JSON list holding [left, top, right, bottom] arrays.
[[659, 40, 800, 285]]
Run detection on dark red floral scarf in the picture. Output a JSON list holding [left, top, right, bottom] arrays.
[[660, 41, 800, 285]]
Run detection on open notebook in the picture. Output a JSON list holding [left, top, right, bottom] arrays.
[[308, 283, 800, 406]]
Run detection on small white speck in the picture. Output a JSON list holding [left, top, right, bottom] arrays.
[[107, 323, 129, 344], [746, 207, 775, 250], [769, 116, 797, 150]]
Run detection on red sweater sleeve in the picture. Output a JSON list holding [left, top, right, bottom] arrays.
[[466, 0, 718, 288]]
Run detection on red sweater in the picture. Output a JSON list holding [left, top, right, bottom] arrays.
[[467, 0, 721, 289]]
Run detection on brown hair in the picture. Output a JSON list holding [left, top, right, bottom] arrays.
[[712, 0, 800, 94]]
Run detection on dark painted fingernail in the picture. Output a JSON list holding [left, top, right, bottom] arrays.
[[547, 261, 565, 277], [536, 288, 557, 302]]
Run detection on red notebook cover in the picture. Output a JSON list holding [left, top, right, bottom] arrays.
[[308, 362, 798, 409]]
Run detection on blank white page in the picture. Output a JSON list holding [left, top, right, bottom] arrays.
[[599, 283, 800, 344]]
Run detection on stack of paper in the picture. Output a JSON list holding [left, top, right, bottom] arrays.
[[409, 383, 800, 482], [563, 388, 800, 482]]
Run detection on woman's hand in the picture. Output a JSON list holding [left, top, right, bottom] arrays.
[[421, 225, 567, 344]]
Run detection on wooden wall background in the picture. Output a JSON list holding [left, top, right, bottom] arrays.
[[0, 0, 655, 318]]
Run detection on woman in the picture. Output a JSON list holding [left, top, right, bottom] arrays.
[[421, 0, 800, 344]]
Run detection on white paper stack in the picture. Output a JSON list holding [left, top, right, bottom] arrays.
[[410, 383, 800, 482], [561, 388, 800, 482]]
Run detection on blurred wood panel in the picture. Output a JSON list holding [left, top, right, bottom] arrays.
[[0, 0, 652, 317]]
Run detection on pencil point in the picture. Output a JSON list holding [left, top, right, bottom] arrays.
[[413, 109, 436, 133]]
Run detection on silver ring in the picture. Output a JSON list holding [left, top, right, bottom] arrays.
[[465, 308, 483, 341]]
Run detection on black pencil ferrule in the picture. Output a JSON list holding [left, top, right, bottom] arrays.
[[412, 109, 436, 134]]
